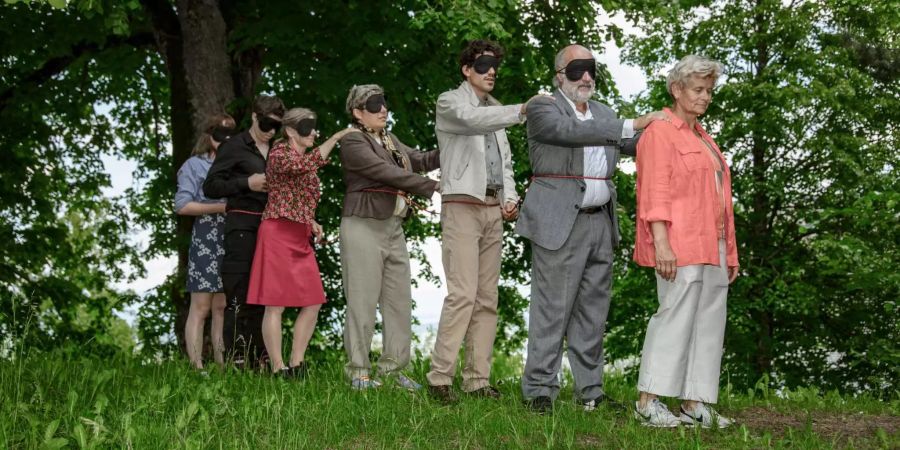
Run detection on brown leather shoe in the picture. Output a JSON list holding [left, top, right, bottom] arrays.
[[427, 384, 458, 405], [467, 385, 502, 399]]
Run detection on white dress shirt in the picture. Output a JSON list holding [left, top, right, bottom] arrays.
[[560, 93, 634, 208]]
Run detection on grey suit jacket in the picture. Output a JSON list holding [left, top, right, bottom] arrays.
[[515, 90, 638, 251]]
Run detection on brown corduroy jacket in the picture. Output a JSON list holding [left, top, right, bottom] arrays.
[[338, 131, 440, 219]]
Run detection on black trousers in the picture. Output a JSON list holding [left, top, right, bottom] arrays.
[[221, 218, 266, 367]]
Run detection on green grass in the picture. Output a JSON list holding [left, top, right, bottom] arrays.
[[3, 353, 897, 449]]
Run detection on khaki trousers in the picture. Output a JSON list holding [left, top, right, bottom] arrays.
[[637, 240, 729, 403], [426, 195, 503, 391], [340, 216, 412, 380]]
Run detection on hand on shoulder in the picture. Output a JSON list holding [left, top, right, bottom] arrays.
[[521, 93, 556, 115]]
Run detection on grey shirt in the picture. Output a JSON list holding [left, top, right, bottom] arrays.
[[481, 98, 504, 190]]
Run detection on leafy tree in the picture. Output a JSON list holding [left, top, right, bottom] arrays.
[[0, 0, 615, 358], [606, 0, 899, 394]]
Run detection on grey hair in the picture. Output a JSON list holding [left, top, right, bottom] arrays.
[[666, 55, 724, 97], [552, 47, 568, 88], [345, 84, 384, 120]]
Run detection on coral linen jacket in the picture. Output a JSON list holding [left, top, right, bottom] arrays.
[[633, 108, 739, 268]]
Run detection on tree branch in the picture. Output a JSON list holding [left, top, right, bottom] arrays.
[[0, 33, 155, 112]]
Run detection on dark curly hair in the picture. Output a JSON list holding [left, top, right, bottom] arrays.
[[458, 39, 505, 79]]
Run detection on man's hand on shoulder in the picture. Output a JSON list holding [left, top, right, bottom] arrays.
[[521, 93, 556, 115], [633, 111, 669, 130]]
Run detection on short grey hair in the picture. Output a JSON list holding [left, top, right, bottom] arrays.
[[666, 55, 724, 97], [552, 47, 567, 88], [345, 84, 384, 120]]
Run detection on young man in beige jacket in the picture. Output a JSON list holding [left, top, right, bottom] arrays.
[[426, 39, 531, 403]]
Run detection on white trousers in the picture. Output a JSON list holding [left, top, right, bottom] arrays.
[[637, 240, 728, 403]]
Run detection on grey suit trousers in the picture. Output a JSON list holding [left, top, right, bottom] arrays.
[[522, 208, 614, 401]]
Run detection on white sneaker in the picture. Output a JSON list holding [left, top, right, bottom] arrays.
[[350, 376, 383, 390], [633, 399, 681, 428], [680, 403, 733, 429], [394, 374, 422, 391]]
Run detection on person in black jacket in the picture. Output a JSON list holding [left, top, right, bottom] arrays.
[[203, 95, 285, 369]]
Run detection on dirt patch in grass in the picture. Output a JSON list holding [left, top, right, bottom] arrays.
[[736, 407, 898, 443]]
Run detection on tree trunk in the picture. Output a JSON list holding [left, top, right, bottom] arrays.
[[749, 0, 775, 378], [144, 0, 236, 354], [175, 0, 236, 131]]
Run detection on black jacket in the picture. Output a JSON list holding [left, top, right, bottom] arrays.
[[203, 130, 268, 230]]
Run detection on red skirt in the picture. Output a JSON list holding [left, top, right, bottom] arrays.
[[247, 218, 326, 307]]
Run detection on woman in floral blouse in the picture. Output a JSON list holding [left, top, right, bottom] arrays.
[[246, 107, 358, 376]]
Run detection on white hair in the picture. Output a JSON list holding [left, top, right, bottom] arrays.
[[666, 55, 724, 97], [552, 47, 568, 88]]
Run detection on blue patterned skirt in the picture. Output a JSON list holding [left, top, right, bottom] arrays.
[[186, 213, 226, 292]]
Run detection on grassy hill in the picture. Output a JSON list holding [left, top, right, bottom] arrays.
[[3, 353, 897, 449]]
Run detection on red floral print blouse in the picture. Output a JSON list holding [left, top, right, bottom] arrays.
[[262, 141, 327, 224]]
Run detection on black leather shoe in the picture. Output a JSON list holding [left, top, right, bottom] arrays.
[[526, 396, 553, 415], [581, 395, 628, 413], [467, 385, 502, 399], [427, 384, 459, 405]]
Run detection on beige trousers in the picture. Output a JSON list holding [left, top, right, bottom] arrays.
[[426, 195, 503, 391], [637, 239, 729, 403], [340, 216, 412, 380]]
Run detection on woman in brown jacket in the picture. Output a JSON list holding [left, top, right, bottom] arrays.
[[338, 84, 440, 390]]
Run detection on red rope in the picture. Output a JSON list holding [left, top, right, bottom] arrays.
[[355, 188, 438, 216], [530, 174, 610, 181], [442, 200, 501, 207], [227, 209, 263, 216]]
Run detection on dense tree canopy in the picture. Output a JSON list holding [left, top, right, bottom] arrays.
[[1, 0, 896, 395]]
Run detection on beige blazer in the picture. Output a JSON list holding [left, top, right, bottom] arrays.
[[435, 81, 522, 204]]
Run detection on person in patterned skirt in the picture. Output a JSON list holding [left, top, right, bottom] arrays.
[[176, 114, 236, 369], [246, 108, 358, 376]]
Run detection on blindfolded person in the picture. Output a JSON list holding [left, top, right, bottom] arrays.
[[338, 84, 440, 390], [176, 114, 236, 370], [426, 39, 540, 404], [203, 95, 285, 369], [515, 44, 667, 415], [245, 108, 358, 378]]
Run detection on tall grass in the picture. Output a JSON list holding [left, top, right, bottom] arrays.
[[2, 352, 897, 449]]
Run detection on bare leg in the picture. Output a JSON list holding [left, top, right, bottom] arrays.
[[210, 293, 226, 367], [681, 399, 700, 411], [186, 292, 213, 369], [289, 304, 321, 367], [261, 306, 285, 372], [639, 391, 659, 409]]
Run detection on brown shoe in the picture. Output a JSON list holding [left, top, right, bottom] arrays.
[[427, 384, 458, 405], [467, 385, 502, 399]]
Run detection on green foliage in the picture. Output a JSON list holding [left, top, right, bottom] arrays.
[[0, 1, 616, 358], [1, 353, 897, 448], [1, 0, 896, 398], [612, 0, 900, 394]]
